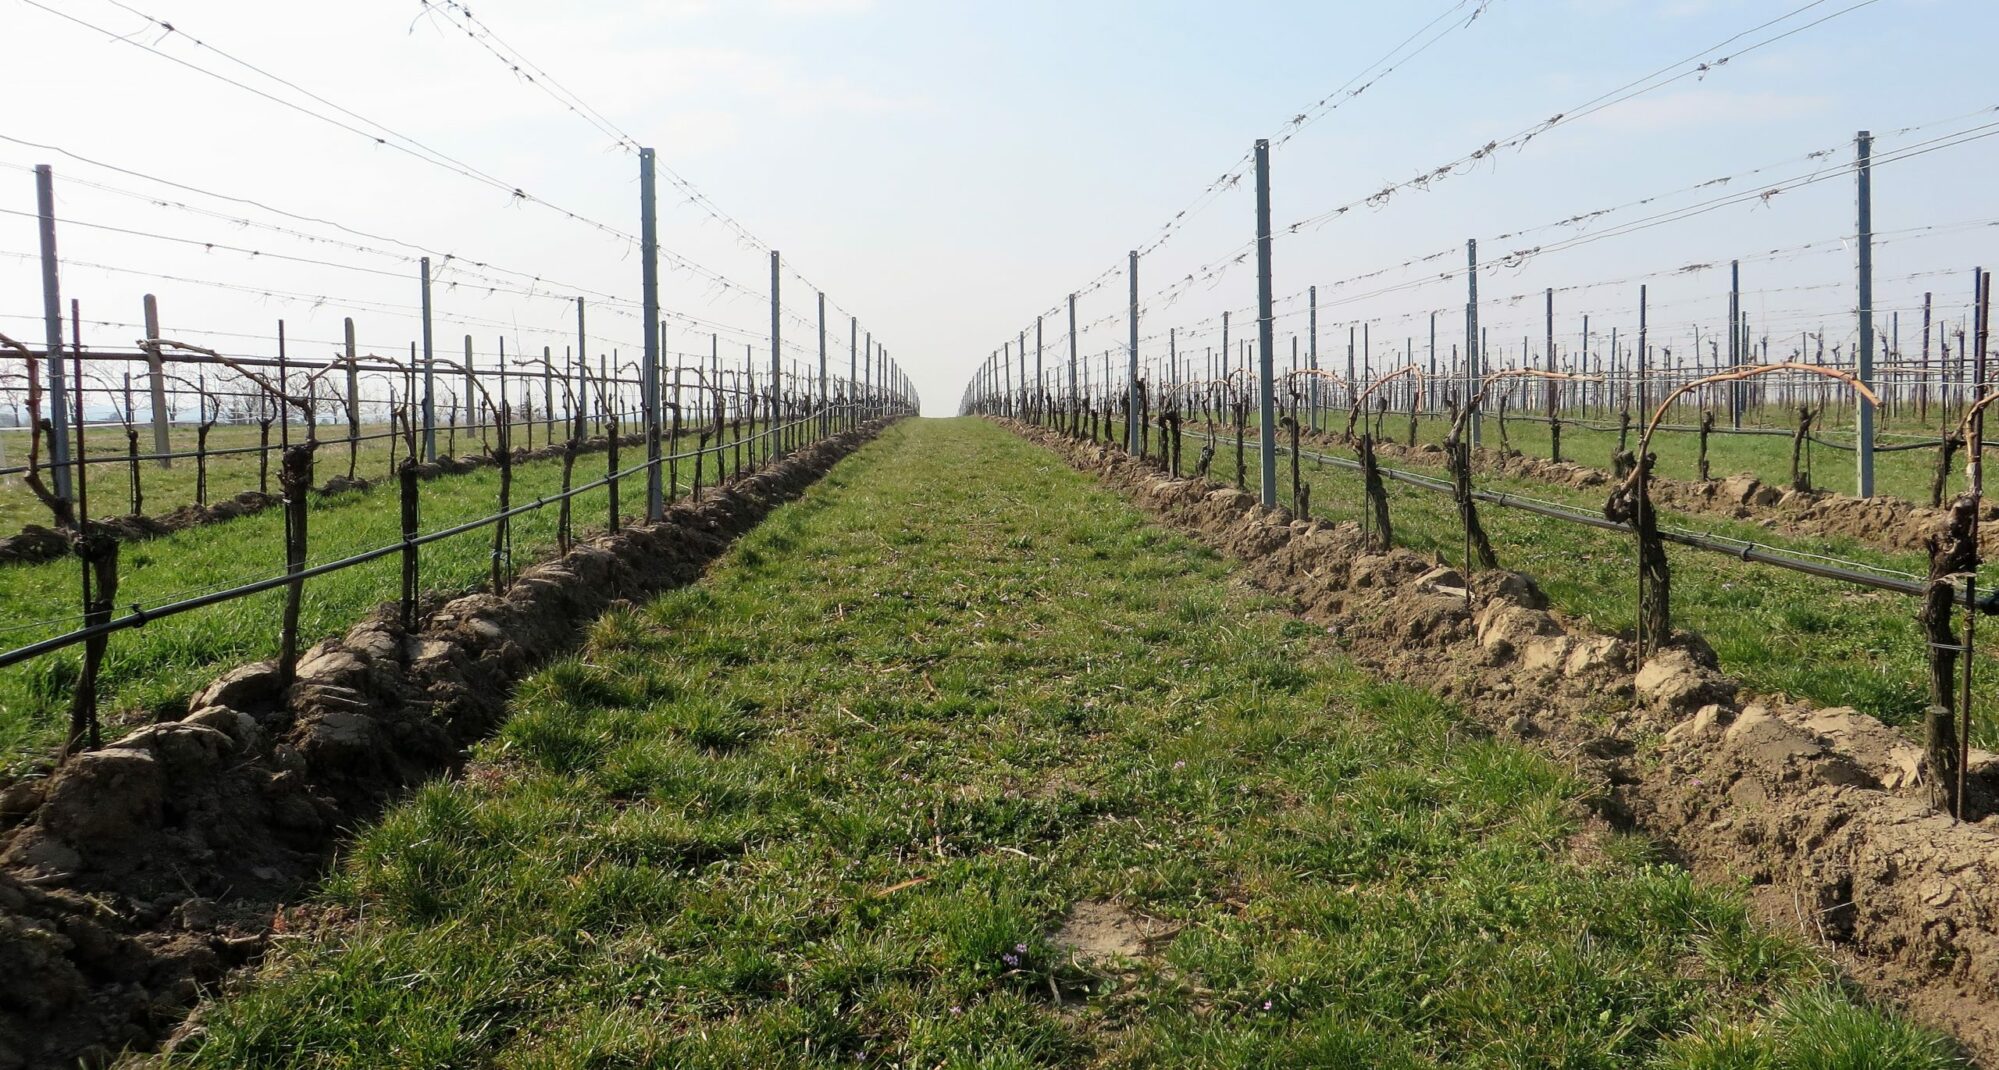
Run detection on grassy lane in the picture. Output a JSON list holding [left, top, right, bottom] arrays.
[[167, 418, 1956, 1069]]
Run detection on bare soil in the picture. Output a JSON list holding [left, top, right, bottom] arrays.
[[1050, 900, 1167, 967]]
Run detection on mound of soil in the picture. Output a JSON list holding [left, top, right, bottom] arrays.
[[0, 420, 895, 1070], [1013, 420, 1999, 1063]]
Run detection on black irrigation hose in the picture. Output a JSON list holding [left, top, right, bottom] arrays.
[[0, 405, 870, 670], [1287, 444, 1999, 615]]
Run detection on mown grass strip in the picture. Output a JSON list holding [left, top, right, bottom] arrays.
[[166, 418, 1959, 1069]]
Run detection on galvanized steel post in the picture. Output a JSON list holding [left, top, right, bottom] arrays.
[[1035, 315, 1044, 420], [1729, 261, 1742, 429], [1254, 139, 1277, 508], [421, 257, 437, 461], [1127, 252, 1141, 452], [817, 292, 827, 437], [1465, 239, 1479, 448], [34, 166, 74, 503], [1638, 284, 1649, 416], [1855, 130, 1876, 498], [1545, 288, 1556, 416], [640, 147, 664, 521], [1308, 285, 1319, 431], [1068, 293, 1079, 401], [344, 318, 360, 458], [769, 251, 782, 455]]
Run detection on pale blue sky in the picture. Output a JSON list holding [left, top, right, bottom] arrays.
[[3, 0, 1994, 412]]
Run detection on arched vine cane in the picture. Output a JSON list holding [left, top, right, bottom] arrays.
[[1447, 370, 1607, 594], [1346, 365, 1425, 551], [1621, 363, 1880, 662]]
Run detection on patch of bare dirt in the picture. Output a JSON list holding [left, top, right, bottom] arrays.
[[1011, 419, 1999, 1064], [1051, 900, 1169, 967], [0, 421, 896, 1070]]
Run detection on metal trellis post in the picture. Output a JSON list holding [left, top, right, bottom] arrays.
[[1254, 139, 1277, 508], [1856, 130, 1877, 498], [640, 147, 664, 521], [37, 165, 74, 503]]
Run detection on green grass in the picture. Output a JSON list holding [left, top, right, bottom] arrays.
[[162, 418, 1959, 1069], [0, 420, 797, 774], [1168, 419, 1999, 749]]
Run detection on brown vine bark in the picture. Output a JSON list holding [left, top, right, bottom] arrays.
[[1920, 496, 1978, 815], [1358, 432, 1392, 552]]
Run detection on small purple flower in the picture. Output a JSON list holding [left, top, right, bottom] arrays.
[[1173, 760, 1187, 770], [1002, 952, 1019, 967], [949, 1005, 964, 1017], [1262, 999, 1273, 1012], [1014, 942, 1029, 954]]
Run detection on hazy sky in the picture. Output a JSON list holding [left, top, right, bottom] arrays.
[[3, 0, 1995, 414]]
